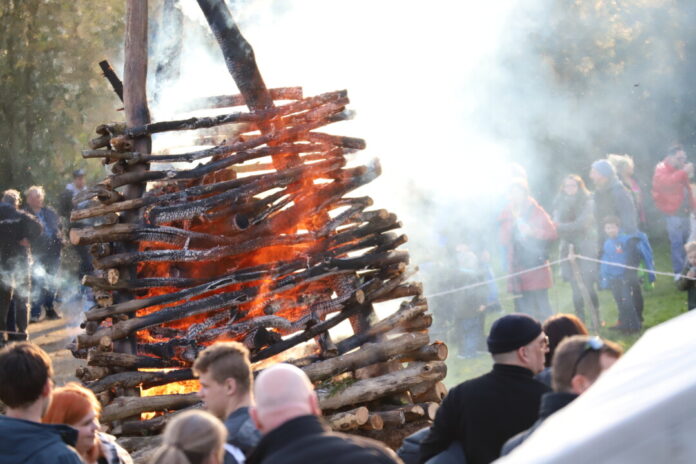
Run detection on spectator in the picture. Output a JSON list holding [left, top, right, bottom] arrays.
[[43, 382, 132, 464], [193, 341, 260, 464], [419, 313, 551, 464], [450, 244, 489, 358], [58, 169, 87, 219], [535, 313, 589, 387], [501, 335, 623, 455], [247, 363, 401, 464], [552, 174, 599, 322], [0, 342, 83, 463], [499, 179, 558, 320], [676, 241, 696, 311], [608, 154, 646, 227], [590, 159, 644, 321], [651, 144, 694, 275], [24, 185, 63, 321], [0, 190, 42, 343], [149, 410, 227, 464], [600, 216, 655, 332]]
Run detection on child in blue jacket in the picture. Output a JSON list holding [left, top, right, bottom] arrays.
[[600, 216, 655, 332]]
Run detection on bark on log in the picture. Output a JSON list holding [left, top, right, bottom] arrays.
[[88, 368, 195, 394], [76, 366, 111, 382], [99, 60, 124, 102], [101, 392, 200, 423], [302, 333, 429, 382], [88, 351, 187, 369], [397, 342, 448, 363], [416, 402, 439, 421], [359, 414, 384, 431], [373, 410, 405, 428], [117, 403, 203, 435], [183, 86, 303, 110], [395, 314, 433, 333], [410, 381, 448, 404], [325, 406, 369, 432], [359, 418, 431, 452], [318, 361, 447, 410]]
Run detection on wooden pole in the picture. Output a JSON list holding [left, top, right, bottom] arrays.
[[568, 244, 600, 332]]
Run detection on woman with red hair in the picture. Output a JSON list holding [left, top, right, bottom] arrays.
[[43, 382, 132, 464]]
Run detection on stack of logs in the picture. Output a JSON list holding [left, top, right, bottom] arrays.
[[69, 1, 447, 459]]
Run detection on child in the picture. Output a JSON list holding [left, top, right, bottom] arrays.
[[599, 216, 655, 332], [676, 241, 696, 310]]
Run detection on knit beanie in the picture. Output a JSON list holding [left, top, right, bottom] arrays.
[[487, 313, 542, 354], [591, 159, 616, 179]]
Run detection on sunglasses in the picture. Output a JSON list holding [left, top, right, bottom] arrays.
[[571, 337, 604, 378]]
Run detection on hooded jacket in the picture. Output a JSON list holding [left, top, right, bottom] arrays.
[[0, 415, 83, 463], [652, 160, 694, 216]]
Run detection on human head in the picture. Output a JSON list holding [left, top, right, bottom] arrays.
[[250, 363, 320, 434], [666, 143, 687, 169], [589, 159, 616, 188], [685, 241, 696, 267], [73, 169, 86, 189], [150, 410, 226, 464], [603, 216, 621, 238], [43, 383, 101, 460], [193, 341, 252, 420], [25, 185, 45, 211], [542, 314, 589, 367], [607, 154, 635, 179], [487, 314, 548, 374], [552, 335, 622, 394], [560, 174, 589, 197], [2, 189, 21, 209], [0, 342, 53, 414]]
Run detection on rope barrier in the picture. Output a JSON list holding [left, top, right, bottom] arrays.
[[425, 254, 683, 299]]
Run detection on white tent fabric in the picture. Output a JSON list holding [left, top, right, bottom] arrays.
[[495, 309, 696, 464]]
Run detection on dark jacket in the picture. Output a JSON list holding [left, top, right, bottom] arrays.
[[224, 406, 261, 464], [676, 263, 696, 310], [593, 178, 638, 239], [419, 364, 550, 464], [500, 391, 578, 456], [0, 415, 83, 463], [552, 191, 597, 281], [246, 415, 401, 464], [0, 203, 43, 267], [25, 206, 62, 259]]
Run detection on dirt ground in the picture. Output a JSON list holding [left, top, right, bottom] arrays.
[[28, 300, 86, 385]]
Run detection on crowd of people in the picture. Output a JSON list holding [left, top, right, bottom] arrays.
[[0, 169, 89, 346]]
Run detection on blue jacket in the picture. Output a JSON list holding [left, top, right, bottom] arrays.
[[600, 232, 655, 284], [0, 415, 83, 463]]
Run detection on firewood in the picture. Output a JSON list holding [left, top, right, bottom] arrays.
[[182, 86, 303, 110], [374, 282, 423, 302], [88, 351, 187, 369], [88, 368, 195, 394], [373, 410, 405, 428], [397, 342, 448, 362], [359, 413, 384, 431], [101, 392, 200, 423], [76, 366, 111, 382], [395, 314, 433, 333], [98, 60, 124, 102], [117, 403, 203, 435], [94, 290, 113, 307], [301, 333, 429, 382], [416, 402, 440, 421], [359, 418, 431, 451], [410, 381, 448, 404], [318, 361, 446, 411], [378, 404, 425, 422], [325, 406, 369, 432]]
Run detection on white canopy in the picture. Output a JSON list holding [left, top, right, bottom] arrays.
[[495, 309, 696, 464]]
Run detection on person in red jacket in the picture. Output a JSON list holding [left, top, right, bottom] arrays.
[[652, 143, 695, 275], [500, 179, 558, 320]]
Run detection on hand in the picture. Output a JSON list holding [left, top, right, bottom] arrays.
[[19, 238, 30, 248], [684, 162, 694, 178]]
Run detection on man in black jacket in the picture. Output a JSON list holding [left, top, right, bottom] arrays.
[[419, 313, 551, 464], [501, 335, 623, 455], [0, 190, 42, 344], [247, 363, 401, 464], [0, 342, 83, 463]]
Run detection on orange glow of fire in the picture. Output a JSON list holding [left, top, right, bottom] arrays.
[[139, 368, 200, 420]]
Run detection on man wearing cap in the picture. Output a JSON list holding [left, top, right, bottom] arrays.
[[419, 313, 551, 464]]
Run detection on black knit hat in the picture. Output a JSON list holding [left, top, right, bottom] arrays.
[[487, 313, 542, 354]]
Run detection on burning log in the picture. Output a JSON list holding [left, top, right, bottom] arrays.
[[183, 86, 303, 111], [88, 369, 195, 395], [101, 392, 200, 423], [87, 351, 187, 369]]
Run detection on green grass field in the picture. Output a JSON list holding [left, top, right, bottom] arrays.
[[442, 239, 688, 388]]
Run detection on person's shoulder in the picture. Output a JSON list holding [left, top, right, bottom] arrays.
[[325, 431, 401, 463]]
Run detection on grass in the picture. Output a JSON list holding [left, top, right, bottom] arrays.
[[442, 239, 688, 388]]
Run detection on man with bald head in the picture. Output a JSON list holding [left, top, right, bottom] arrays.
[[247, 363, 402, 464]]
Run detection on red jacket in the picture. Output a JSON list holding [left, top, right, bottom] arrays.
[[500, 197, 557, 293], [652, 161, 694, 215]]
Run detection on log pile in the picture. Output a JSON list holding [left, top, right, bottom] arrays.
[[71, 0, 446, 455]]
